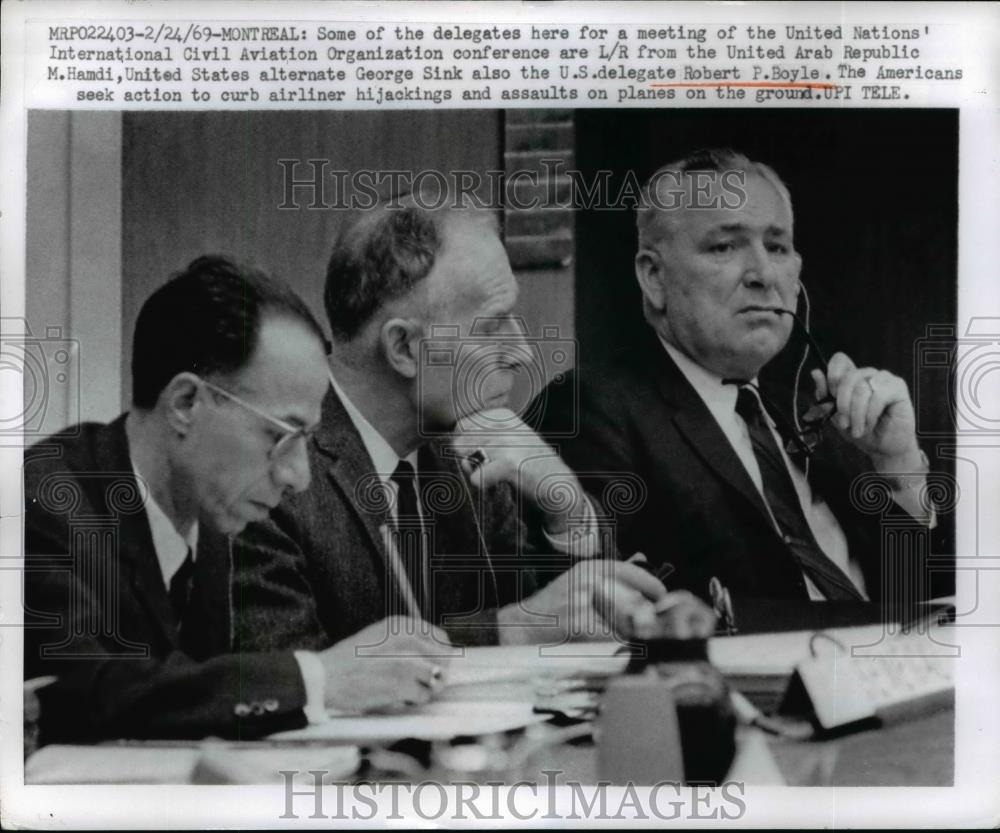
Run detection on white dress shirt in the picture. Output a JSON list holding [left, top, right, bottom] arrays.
[[330, 372, 602, 561], [130, 456, 199, 584], [659, 340, 868, 600]]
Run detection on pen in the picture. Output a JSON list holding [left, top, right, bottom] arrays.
[[722, 586, 738, 635], [627, 552, 674, 584], [709, 577, 737, 636]]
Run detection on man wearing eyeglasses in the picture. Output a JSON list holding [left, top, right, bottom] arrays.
[[24, 256, 450, 743], [536, 149, 938, 614]]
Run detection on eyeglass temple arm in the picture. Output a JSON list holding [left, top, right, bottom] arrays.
[[773, 308, 837, 409]]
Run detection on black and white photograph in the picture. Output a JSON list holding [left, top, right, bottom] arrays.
[[2, 1, 998, 828]]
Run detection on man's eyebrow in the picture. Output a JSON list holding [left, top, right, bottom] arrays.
[[709, 222, 791, 235], [712, 222, 750, 233]]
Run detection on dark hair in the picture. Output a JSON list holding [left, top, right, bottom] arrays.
[[131, 255, 329, 408]]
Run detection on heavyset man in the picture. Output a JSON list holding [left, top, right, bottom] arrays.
[[538, 149, 939, 609]]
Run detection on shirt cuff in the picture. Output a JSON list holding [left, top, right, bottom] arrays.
[[542, 496, 602, 558], [891, 485, 938, 529], [881, 449, 936, 528], [293, 650, 328, 724]]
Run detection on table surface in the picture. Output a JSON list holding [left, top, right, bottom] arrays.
[[492, 707, 953, 787], [25, 703, 954, 787]]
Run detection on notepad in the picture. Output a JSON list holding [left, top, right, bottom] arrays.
[[784, 630, 956, 730]]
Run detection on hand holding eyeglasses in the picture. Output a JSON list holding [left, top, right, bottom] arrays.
[[810, 352, 923, 471]]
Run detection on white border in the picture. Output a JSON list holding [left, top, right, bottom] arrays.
[[2, 2, 999, 828]]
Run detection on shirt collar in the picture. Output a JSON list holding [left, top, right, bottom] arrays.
[[658, 337, 775, 433], [659, 337, 746, 422], [129, 456, 199, 582], [329, 372, 419, 480]]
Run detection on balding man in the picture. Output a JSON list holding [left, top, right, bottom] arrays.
[[233, 189, 714, 659]]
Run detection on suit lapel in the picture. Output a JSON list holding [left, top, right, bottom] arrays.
[[650, 348, 775, 527], [312, 388, 500, 620], [96, 417, 181, 650], [311, 388, 395, 590]]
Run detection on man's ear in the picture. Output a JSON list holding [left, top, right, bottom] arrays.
[[379, 317, 422, 380], [160, 373, 201, 437], [635, 247, 667, 312]]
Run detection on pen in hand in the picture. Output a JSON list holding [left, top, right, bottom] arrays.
[[627, 552, 675, 584]]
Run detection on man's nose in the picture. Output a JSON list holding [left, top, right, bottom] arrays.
[[272, 437, 312, 494], [742, 242, 779, 287], [499, 329, 530, 371]]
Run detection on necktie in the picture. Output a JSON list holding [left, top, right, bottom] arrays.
[[168, 547, 195, 621], [390, 460, 427, 614], [734, 386, 864, 601]]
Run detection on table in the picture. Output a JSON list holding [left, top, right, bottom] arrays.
[[25, 705, 953, 787]]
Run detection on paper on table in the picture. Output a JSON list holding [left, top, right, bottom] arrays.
[[26, 745, 202, 784], [268, 700, 548, 743], [25, 743, 362, 785], [707, 622, 944, 676], [445, 642, 629, 687], [193, 745, 360, 784]]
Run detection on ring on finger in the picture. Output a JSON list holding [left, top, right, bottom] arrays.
[[418, 664, 445, 689], [468, 448, 490, 469]]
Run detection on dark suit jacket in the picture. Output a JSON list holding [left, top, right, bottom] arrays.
[[233, 388, 565, 651], [533, 335, 941, 610], [23, 416, 308, 743]]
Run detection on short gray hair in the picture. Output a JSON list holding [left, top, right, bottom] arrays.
[[636, 148, 793, 249]]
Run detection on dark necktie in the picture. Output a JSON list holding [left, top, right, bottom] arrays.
[[390, 460, 427, 614], [168, 547, 195, 622], [734, 386, 864, 601]]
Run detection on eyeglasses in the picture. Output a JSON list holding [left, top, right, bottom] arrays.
[[775, 309, 839, 454], [199, 378, 317, 460], [728, 379, 825, 460], [722, 308, 838, 460]]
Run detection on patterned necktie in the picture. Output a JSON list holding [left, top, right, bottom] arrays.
[[735, 386, 864, 601], [390, 460, 427, 614]]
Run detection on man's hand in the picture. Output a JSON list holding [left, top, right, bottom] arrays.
[[812, 352, 924, 473], [316, 617, 453, 713], [632, 590, 718, 640], [451, 408, 588, 536], [496, 560, 668, 645]]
